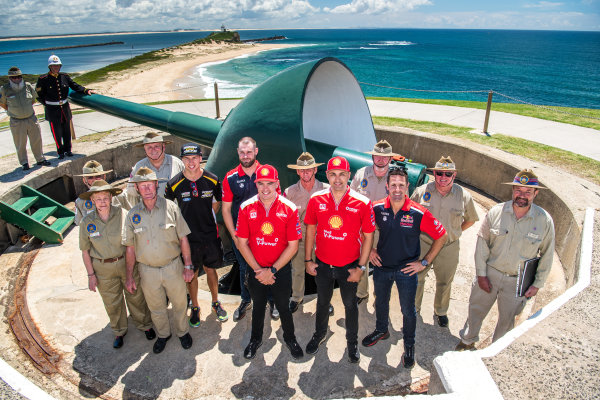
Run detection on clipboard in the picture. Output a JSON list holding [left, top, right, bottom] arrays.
[[516, 257, 539, 297]]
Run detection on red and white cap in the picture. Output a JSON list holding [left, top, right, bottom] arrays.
[[326, 156, 350, 172], [255, 164, 279, 182]]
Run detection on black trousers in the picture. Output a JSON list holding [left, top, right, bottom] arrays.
[[247, 263, 295, 342], [314, 258, 359, 345], [46, 105, 72, 155]]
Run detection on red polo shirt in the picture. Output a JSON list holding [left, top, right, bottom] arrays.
[[304, 187, 376, 267], [236, 194, 302, 267]]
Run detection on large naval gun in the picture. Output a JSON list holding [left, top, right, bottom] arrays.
[[69, 57, 426, 191]]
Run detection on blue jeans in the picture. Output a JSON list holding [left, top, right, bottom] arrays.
[[373, 267, 417, 346], [232, 241, 251, 302]]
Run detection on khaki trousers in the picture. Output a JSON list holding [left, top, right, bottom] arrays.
[[459, 266, 527, 344], [139, 258, 189, 338], [291, 238, 307, 302], [357, 230, 378, 299], [416, 239, 460, 316], [93, 257, 152, 336], [10, 115, 44, 165]]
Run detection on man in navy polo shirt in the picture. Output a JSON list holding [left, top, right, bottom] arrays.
[[362, 167, 447, 368]]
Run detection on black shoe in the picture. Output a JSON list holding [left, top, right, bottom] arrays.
[[189, 307, 201, 327], [58, 154, 65, 160], [144, 328, 156, 340], [269, 301, 279, 320], [361, 330, 390, 347], [36, 160, 51, 166], [233, 300, 252, 322], [356, 295, 368, 305], [22, 163, 30, 171], [243, 339, 262, 359], [347, 342, 360, 363], [113, 335, 124, 349], [179, 333, 193, 349], [306, 333, 326, 355], [402, 345, 415, 368], [436, 314, 449, 327], [289, 299, 303, 313], [66, 151, 73, 157], [285, 338, 304, 360], [328, 303, 334, 316], [153, 335, 172, 354]]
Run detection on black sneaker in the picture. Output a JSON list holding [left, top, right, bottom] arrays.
[[306, 333, 326, 355], [212, 301, 228, 322], [269, 301, 279, 320], [361, 330, 390, 347], [22, 163, 30, 171], [402, 345, 415, 368], [144, 328, 156, 340], [58, 154, 65, 160], [328, 303, 334, 316], [243, 339, 262, 359], [347, 342, 360, 363], [189, 307, 201, 327], [66, 151, 73, 157], [233, 300, 252, 322], [36, 160, 51, 166], [285, 338, 304, 360], [113, 335, 124, 349], [179, 333, 193, 349], [289, 299, 303, 313], [436, 314, 449, 327], [153, 335, 171, 354]]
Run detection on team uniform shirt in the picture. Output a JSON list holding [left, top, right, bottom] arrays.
[[350, 165, 389, 203], [374, 195, 446, 268], [304, 187, 376, 267], [411, 182, 479, 244], [122, 196, 191, 267], [475, 201, 555, 288], [236, 195, 302, 267], [284, 179, 329, 237], [222, 162, 281, 224], [79, 205, 126, 259], [165, 170, 221, 242]]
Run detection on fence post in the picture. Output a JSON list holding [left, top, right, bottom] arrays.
[[483, 90, 493, 135], [214, 82, 220, 119]]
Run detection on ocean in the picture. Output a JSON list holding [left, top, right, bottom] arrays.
[[2, 29, 599, 109]]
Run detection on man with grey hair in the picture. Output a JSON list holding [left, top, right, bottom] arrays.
[[0, 67, 50, 171]]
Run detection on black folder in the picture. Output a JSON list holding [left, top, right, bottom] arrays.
[[516, 257, 539, 297]]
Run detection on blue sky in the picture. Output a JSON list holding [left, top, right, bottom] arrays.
[[3, 0, 599, 36]]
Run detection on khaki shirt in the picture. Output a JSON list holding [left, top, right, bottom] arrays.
[[79, 206, 126, 260], [74, 195, 129, 225], [0, 82, 37, 119], [411, 182, 479, 244], [126, 154, 185, 204], [284, 179, 329, 235], [122, 196, 191, 267], [350, 165, 388, 203], [475, 201, 555, 288]]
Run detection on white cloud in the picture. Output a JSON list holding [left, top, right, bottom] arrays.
[[328, 0, 431, 14], [523, 1, 564, 9]]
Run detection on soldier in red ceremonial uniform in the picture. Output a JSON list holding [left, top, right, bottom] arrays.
[[303, 156, 376, 363], [235, 165, 304, 360], [35, 55, 94, 159]]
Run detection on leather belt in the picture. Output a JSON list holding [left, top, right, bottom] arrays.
[[45, 99, 68, 106], [94, 255, 124, 263]]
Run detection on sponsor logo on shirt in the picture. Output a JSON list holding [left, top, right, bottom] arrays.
[[201, 190, 213, 198], [345, 206, 358, 213], [328, 215, 343, 229], [400, 214, 413, 228], [261, 222, 274, 235], [250, 211, 257, 219], [323, 230, 347, 241], [319, 203, 327, 210], [276, 212, 288, 218], [256, 237, 279, 246], [181, 192, 191, 198]]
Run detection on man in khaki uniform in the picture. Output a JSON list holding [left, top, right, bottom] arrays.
[[79, 180, 155, 349], [0, 67, 50, 171], [123, 167, 194, 354], [411, 156, 479, 327], [284, 153, 329, 313], [350, 140, 398, 304], [456, 169, 555, 349]]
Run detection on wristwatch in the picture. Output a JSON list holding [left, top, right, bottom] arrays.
[[358, 265, 367, 271], [270, 266, 277, 274], [184, 265, 194, 270], [420, 259, 429, 267]]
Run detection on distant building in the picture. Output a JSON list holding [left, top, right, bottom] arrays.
[[221, 24, 227, 32]]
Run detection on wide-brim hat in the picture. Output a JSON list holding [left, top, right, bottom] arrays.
[[287, 152, 324, 170], [327, 156, 350, 172], [255, 165, 279, 182], [75, 160, 113, 177], [7, 67, 22, 77], [428, 156, 457, 171], [79, 180, 122, 200], [129, 167, 160, 183], [135, 132, 172, 147], [503, 169, 547, 189], [366, 140, 399, 157]]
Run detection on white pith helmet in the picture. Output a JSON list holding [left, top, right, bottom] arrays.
[[48, 55, 62, 66]]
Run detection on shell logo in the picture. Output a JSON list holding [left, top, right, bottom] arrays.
[[261, 222, 274, 235], [260, 168, 270, 176], [332, 158, 341, 166], [328, 215, 343, 229]]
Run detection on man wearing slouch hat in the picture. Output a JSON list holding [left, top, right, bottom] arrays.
[[456, 169, 555, 350]]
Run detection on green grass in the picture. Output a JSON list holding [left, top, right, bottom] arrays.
[[75, 130, 113, 142], [190, 31, 239, 44], [369, 97, 600, 130], [373, 116, 600, 186]]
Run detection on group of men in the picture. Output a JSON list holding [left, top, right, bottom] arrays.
[[78, 132, 555, 367], [0, 56, 92, 171]]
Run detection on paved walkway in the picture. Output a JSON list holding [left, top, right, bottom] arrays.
[[0, 99, 598, 161]]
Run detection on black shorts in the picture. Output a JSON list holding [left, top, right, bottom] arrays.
[[189, 238, 224, 271]]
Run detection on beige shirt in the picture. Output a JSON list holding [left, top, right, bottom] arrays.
[[126, 154, 185, 204], [0, 82, 37, 119], [475, 201, 555, 288], [75, 195, 129, 225], [411, 182, 479, 244], [122, 196, 191, 267], [79, 206, 126, 260], [284, 179, 329, 234], [350, 165, 388, 203]]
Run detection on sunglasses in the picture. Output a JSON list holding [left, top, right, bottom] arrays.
[[9, 76, 22, 80], [435, 171, 455, 177], [190, 181, 198, 197], [389, 165, 407, 173]]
